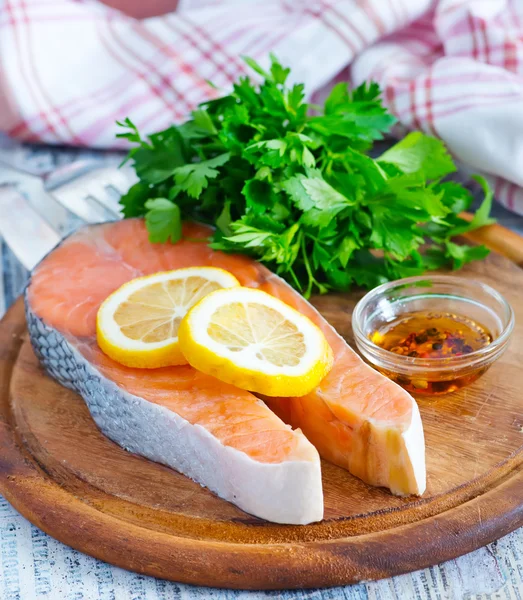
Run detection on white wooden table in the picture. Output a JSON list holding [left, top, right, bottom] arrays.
[[1, 143, 522, 600]]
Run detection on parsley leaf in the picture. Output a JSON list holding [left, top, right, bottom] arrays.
[[243, 179, 276, 214], [445, 241, 490, 269], [446, 175, 495, 235], [337, 237, 359, 268], [378, 132, 456, 180], [369, 205, 424, 260], [283, 171, 352, 227], [144, 199, 182, 243], [324, 82, 350, 115], [173, 153, 230, 198], [120, 182, 152, 218], [435, 181, 474, 213], [123, 126, 187, 184], [117, 55, 494, 297]]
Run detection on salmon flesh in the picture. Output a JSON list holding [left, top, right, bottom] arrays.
[[26, 219, 425, 524]]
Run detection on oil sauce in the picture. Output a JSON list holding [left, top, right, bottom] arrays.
[[370, 311, 492, 395]]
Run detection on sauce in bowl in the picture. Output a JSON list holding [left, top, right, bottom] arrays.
[[352, 276, 514, 396], [370, 310, 493, 394]]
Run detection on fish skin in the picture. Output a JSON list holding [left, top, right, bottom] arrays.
[[25, 300, 324, 525]]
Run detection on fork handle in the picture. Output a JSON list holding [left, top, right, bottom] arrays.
[[0, 185, 61, 270]]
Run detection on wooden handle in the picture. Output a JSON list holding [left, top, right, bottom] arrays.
[[461, 212, 523, 268]]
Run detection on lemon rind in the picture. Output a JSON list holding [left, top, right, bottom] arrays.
[[178, 287, 334, 396], [97, 267, 240, 368]]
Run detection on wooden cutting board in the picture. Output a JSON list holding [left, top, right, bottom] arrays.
[[0, 236, 522, 590]]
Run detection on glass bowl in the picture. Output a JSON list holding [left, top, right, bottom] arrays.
[[352, 275, 515, 395]]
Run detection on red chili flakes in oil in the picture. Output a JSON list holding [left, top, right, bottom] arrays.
[[370, 311, 493, 395]]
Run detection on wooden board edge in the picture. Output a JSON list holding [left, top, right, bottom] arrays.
[[0, 422, 521, 589]]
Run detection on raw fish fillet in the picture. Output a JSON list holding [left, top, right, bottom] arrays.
[[27, 219, 425, 525], [25, 221, 323, 524]]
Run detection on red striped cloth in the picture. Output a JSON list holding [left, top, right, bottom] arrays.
[[1, 0, 522, 213]]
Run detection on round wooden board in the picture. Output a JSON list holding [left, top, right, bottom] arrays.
[[1, 251, 522, 590]]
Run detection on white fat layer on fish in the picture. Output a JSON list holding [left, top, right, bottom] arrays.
[[401, 402, 427, 496], [25, 302, 324, 525]]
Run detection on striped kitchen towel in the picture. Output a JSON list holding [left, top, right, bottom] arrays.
[[1, 0, 522, 213]]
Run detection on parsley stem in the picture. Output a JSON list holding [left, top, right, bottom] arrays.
[[300, 235, 315, 298], [287, 266, 301, 291]]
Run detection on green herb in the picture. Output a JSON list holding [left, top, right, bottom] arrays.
[[144, 198, 182, 244], [117, 55, 493, 297]]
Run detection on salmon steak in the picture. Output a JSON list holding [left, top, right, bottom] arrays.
[[26, 219, 425, 524]]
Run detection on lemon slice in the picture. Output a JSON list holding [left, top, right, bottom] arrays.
[[178, 287, 334, 396], [97, 267, 240, 368]]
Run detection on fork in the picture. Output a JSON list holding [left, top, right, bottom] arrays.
[[0, 157, 136, 270]]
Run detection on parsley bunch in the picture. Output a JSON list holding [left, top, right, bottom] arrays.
[[117, 55, 494, 297]]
